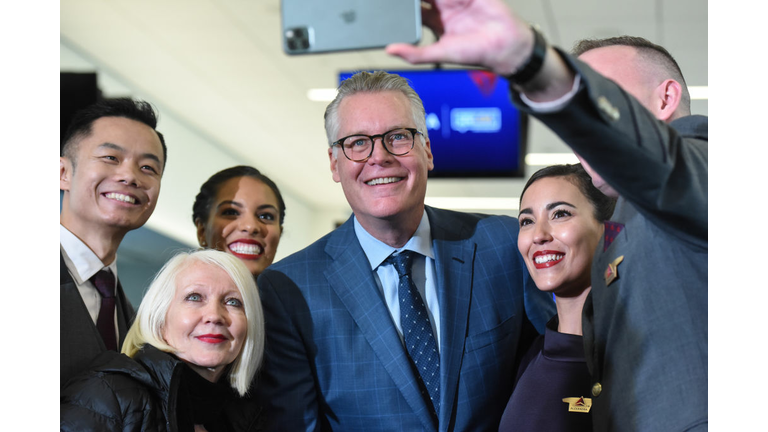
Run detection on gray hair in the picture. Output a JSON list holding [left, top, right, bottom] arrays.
[[324, 71, 429, 159], [121, 249, 265, 396]]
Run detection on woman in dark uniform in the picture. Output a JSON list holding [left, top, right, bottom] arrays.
[[499, 164, 615, 431]]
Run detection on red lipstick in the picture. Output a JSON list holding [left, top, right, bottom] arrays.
[[228, 238, 264, 260], [532, 250, 565, 269], [196, 334, 227, 344]]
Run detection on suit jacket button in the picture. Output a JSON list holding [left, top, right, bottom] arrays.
[[592, 382, 602, 397]]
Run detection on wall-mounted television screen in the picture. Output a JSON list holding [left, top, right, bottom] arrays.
[[339, 69, 528, 178]]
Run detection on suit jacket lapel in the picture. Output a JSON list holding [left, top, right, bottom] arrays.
[[426, 207, 475, 430], [114, 279, 135, 348], [60, 252, 105, 350], [324, 218, 437, 431], [61, 252, 134, 350]]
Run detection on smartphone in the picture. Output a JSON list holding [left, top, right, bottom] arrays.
[[281, 0, 421, 55]]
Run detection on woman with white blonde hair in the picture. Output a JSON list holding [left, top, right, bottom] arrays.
[[61, 249, 265, 431]]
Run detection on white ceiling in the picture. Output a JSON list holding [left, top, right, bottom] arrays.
[[60, 0, 707, 242]]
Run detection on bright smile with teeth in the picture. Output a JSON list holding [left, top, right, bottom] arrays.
[[105, 192, 136, 204], [366, 177, 403, 186], [229, 242, 263, 257], [535, 254, 564, 264]]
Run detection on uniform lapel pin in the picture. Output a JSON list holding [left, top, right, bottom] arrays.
[[562, 396, 592, 413], [604, 255, 624, 286]]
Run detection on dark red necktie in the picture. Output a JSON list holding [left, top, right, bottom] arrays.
[[91, 269, 118, 351]]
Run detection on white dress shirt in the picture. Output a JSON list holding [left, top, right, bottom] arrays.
[[519, 73, 582, 113], [353, 211, 441, 350]]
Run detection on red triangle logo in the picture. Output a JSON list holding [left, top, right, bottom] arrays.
[[468, 70, 498, 97]]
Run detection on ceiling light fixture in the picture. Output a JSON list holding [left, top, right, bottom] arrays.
[[307, 89, 338, 102], [425, 197, 520, 211], [525, 153, 579, 166], [688, 86, 708, 100]]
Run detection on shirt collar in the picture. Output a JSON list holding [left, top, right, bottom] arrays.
[[353, 211, 434, 271], [60, 224, 118, 284]]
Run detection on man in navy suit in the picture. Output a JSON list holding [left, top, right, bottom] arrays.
[[387, 1, 707, 430], [256, 71, 555, 431], [60, 98, 167, 387]]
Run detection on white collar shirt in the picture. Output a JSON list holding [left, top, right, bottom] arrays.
[[353, 210, 440, 350]]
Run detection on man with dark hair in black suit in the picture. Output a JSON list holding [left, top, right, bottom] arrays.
[[60, 98, 167, 387]]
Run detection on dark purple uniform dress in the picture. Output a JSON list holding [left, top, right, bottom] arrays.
[[498, 316, 592, 432]]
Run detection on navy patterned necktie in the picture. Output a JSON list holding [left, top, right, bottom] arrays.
[[386, 251, 440, 416], [91, 269, 117, 351]]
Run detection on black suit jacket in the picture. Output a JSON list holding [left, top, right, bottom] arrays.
[[60, 252, 135, 388]]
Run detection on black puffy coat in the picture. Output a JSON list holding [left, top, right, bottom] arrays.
[[60, 345, 263, 431]]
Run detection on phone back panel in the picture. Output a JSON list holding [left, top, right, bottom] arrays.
[[281, 0, 421, 54]]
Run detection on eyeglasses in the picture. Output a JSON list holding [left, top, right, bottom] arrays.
[[331, 128, 423, 162]]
